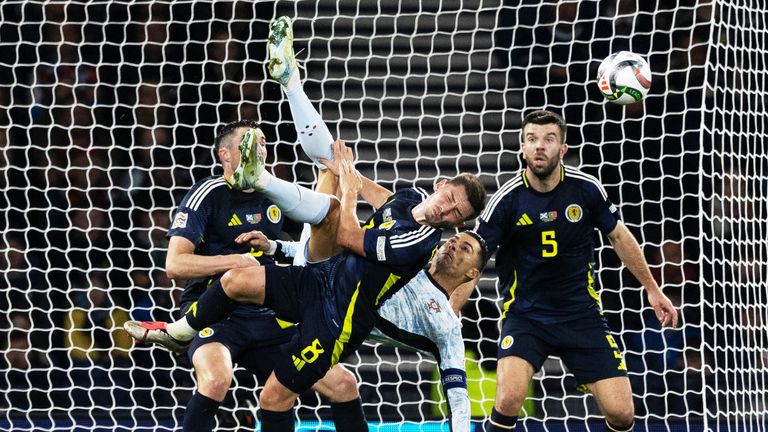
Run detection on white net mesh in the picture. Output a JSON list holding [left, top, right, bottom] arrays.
[[1, 0, 766, 430]]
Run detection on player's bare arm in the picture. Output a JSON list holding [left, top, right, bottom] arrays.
[[165, 236, 259, 280], [320, 139, 393, 208], [335, 160, 366, 255], [607, 220, 679, 328]]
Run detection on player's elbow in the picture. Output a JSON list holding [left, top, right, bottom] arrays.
[[165, 259, 184, 280]]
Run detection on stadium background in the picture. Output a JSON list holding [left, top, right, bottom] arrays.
[[1, 1, 766, 431]]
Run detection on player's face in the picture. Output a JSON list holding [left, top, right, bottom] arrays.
[[433, 232, 482, 276], [421, 183, 475, 228], [521, 123, 566, 179]]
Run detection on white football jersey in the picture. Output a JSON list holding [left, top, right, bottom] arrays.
[[369, 270, 470, 432]]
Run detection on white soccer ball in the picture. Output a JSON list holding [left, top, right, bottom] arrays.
[[596, 51, 652, 105]]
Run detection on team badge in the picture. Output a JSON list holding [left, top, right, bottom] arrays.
[[172, 212, 188, 229], [427, 298, 441, 313], [199, 328, 214, 338], [246, 213, 262, 224], [566, 204, 583, 222], [540, 211, 558, 222], [501, 335, 514, 349], [267, 205, 281, 223], [379, 220, 396, 230]]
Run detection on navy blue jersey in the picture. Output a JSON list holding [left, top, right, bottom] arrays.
[[167, 176, 288, 318], [474, 166, 620, 324], [328, 187, 441, 352]]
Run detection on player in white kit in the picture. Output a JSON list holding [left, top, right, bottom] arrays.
[[251, 228, 487, 431]]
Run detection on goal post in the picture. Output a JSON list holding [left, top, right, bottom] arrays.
[[0, 1, 765, 431]]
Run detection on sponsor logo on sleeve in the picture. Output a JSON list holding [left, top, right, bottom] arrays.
[[442, 374, 465, 385], [172, 212, 188, 229], [376, 236, 387, 260], [565, 204, 583, 223]]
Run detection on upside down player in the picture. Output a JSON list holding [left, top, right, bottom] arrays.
[[124, 15, 487, 431], [138, 121, 366, 432], [475, 109, 678, 432], [250, 218, 489, 431]]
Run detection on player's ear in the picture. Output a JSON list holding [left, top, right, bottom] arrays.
[[560, 142, 568, 159], [433, 178, 447, 191], [218, 146, 229, 163]]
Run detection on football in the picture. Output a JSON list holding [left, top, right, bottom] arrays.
[[596, 51, 652, 105]]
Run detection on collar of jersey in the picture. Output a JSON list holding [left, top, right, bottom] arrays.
[[521, 165, 565, 194], [424, 271, 450, 300]]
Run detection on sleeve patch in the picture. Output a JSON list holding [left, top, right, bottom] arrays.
[[376, 236, 387, 261], [172, 212, 188, 229], [441, 368, 467, 390]]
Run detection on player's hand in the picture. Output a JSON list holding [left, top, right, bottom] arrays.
[[319, 139, 354, 176], [234, 230, 270, 251], [647, 289, 678, 328], [338, 159, 363, 197]]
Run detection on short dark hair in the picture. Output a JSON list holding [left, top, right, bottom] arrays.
[[521, 109, 567, 143], [463, 230, 489, 271], [446, 172, 487, 220], [214, 120, 261, 150]]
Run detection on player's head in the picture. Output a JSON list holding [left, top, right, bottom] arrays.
[[418, 173, 487, 228], [520, 110, 568, 179], [214, 120, 266, 176], [431, 231, 488, 282]]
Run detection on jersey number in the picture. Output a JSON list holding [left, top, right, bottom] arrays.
[[541, 231, 558, 257]]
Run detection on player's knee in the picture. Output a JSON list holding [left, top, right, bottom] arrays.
[[221, 268, 262, 302], [330, 369, 360, 402], [197, 368, 232, 401], [259, 385, 293, 412], [605, 407, 634, 431], [494, 389, 525, 416]]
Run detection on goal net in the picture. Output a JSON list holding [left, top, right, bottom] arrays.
[[1, 0, 766, 431]]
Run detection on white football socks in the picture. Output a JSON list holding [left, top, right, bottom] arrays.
[[256, 170, 331, 225], [166, 317, 196, 341], [285, 84, 334, 169]]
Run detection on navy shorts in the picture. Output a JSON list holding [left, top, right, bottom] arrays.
[[498, 313, 628, 386], [262, 260, 347, 394], [184, 304, 295, 383]]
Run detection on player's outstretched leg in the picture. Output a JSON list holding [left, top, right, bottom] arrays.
[[123, 321, 189, 353], [232, 128, 334, 225], [268, 16, 334, 169]]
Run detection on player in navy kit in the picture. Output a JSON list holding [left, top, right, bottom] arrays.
[[475, 110, 678, 432], [133, 120, 365, 432], [126, 16, 486, 431]]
